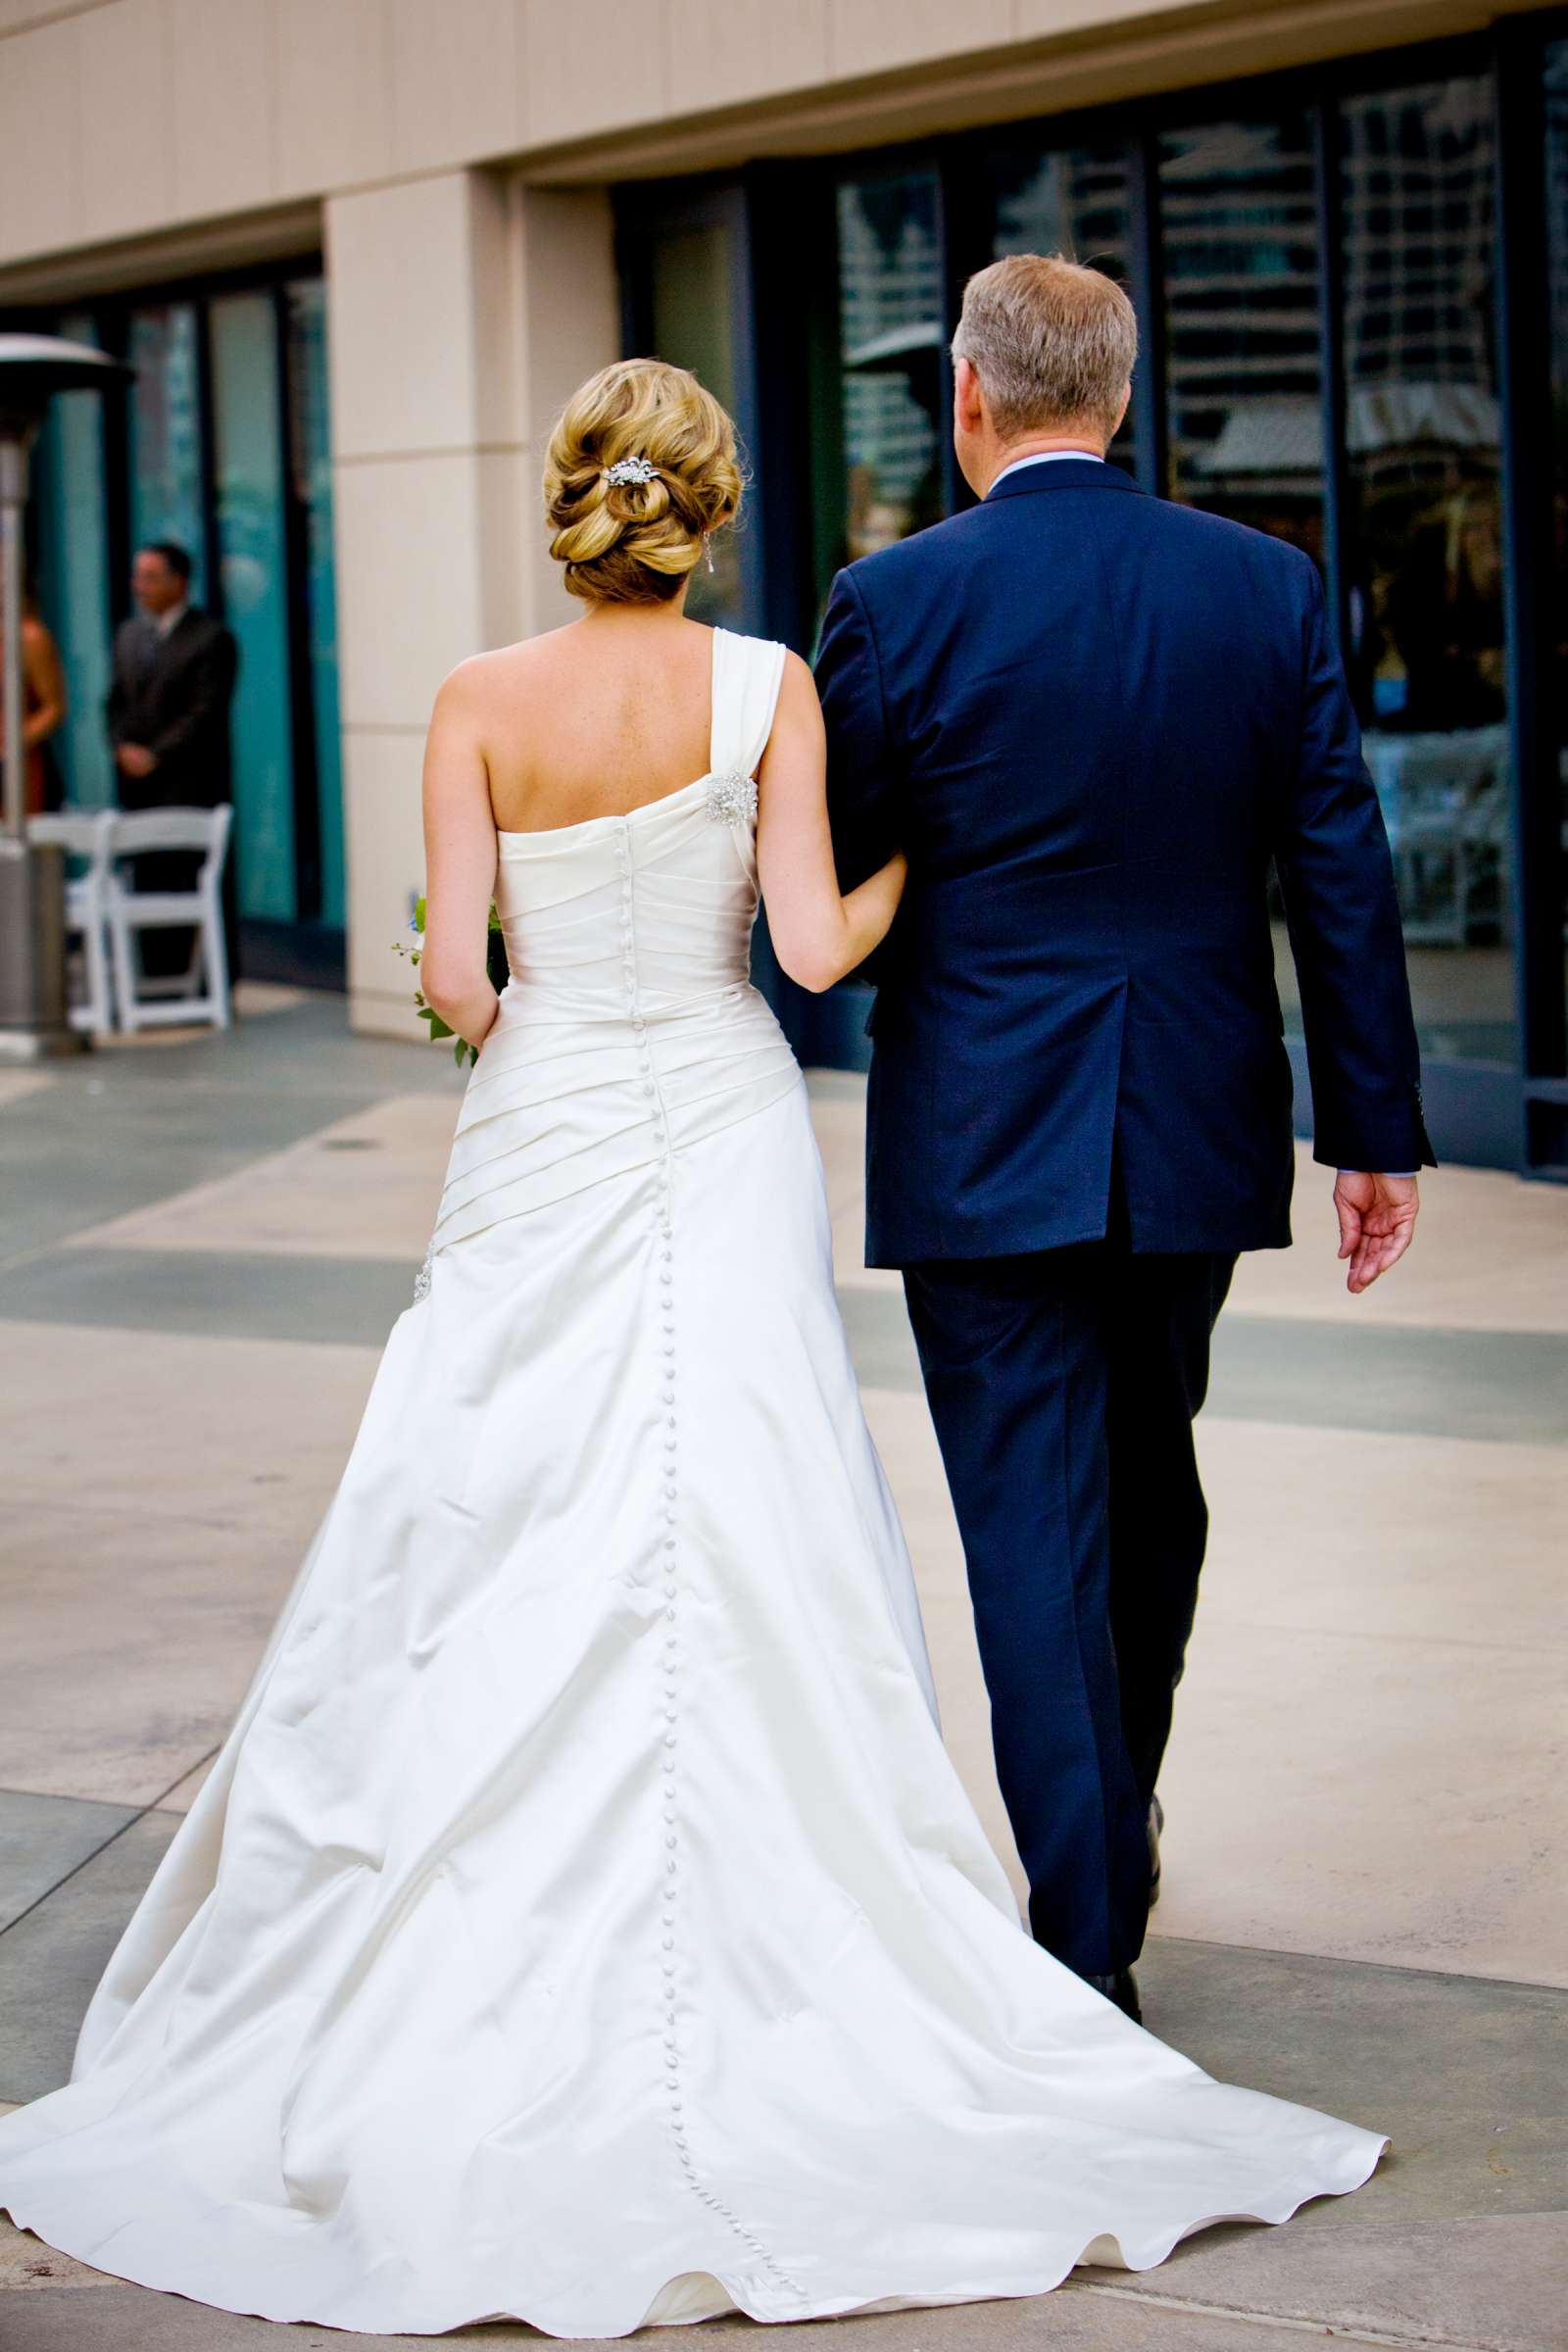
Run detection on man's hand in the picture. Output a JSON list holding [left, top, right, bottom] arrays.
[[116, 743, 158, 780], [1334, 1171, 1419, 1295]]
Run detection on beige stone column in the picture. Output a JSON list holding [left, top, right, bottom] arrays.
[[327, 172, 618, 1038]]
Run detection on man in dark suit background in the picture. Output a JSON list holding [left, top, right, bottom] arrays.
[[817, 255, 1433, 2022], [106, 540, 238, 976], [108, 541, 236, 809]]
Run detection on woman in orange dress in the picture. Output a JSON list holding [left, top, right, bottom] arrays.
[[1, 591, 68, 816]]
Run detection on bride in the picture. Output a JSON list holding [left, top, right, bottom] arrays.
[[0, 358, 1384, 2338]]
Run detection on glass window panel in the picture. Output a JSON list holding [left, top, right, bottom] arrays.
[[210, 289, 295, 924], [647, 218, 746, 628], [836, 170, 945, 562], [989, 144, 1138, 477], [126, 304, 207, 599], [285, 275, 345, 931], [1160, 118, 1324, 562], [1545, 43, 1568, 1051], [32, 308, 114, 808], [1338, 76, 1513, 1072]]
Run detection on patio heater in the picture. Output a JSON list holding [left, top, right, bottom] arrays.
[[0, 332, 132, 1060]]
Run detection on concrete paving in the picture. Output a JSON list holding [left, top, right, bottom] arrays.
[[1, 989, 1564, 2351]]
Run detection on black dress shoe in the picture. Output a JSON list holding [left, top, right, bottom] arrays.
[[1085, 1968, 1142, 2025], [1148, 1792, 1164, 1908]]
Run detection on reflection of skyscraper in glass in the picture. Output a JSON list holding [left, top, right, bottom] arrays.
[[989, 146, 1138, 475], [993, 147, 1132, 278], [1160, 119, 1321, 514], [1340, 78, 1499, 465], [1339, 76, 1507, 956], [837, 176, 943, 541]]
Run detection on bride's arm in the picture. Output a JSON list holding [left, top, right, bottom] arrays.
[[419, 663, 502, 1054], [757, 651, 906, 995]]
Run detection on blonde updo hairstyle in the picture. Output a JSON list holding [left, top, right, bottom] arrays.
[[545, 358, 742, 605]]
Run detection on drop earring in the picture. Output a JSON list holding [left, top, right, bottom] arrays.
[[703, 534, 715, 576]]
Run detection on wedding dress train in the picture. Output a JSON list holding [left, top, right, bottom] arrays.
[[0, 628, 1383, 2337]]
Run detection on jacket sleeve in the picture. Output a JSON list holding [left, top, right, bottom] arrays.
[[146, 625, 238, 767], [815, 565, 901, 894], [1275, 562, 1435, 1172]]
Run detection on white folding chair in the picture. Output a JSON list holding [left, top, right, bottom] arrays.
[[1367, 726, 1508, 948], [27, 808, 118, 1037], [105, 805, 233, 1033]]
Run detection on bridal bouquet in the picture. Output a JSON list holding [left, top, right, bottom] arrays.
[[394, 898, 510, 1066]]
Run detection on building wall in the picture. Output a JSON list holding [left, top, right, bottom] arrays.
[[327, 173, 617, 1033], [0, 0, 1544, 278]]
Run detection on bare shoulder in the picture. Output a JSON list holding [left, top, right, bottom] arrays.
[[759, 649, 825, 800], [774, 647, 822, 723]]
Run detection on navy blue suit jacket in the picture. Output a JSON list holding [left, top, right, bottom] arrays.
[[816, 459, 1433, 1267]]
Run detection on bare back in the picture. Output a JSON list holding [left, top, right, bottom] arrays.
[[469, 612, 719, 836], [418, 607, 905, 1045]]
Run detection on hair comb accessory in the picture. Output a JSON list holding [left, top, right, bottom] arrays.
[[605, 455, 657, 487]]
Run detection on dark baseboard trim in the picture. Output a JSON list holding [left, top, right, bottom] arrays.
[[236, 919, 346, 994]]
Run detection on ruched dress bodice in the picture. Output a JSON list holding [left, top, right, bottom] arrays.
[[430, 630, 800, 1259], [493, 773, 760, 1019]]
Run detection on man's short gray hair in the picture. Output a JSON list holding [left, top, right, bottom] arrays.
[[951, 253, 1138, 440]]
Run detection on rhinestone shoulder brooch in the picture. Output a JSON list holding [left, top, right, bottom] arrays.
[[706, 771, 758, 828], [412, 1247, 434, 1304]]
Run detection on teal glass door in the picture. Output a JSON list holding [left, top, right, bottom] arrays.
[[210, 288, 295, 925], [625, 187, 756, 632], [27, 267, 346, 985], [126, 305, 207, 600], [33, 308, 114, 808], [284, 276, 344, 932]]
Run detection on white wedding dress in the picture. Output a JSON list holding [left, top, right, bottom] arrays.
[[0, 628, 1384, 2338]]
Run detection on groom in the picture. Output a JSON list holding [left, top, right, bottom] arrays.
[[816, 254, 1432, 2021]]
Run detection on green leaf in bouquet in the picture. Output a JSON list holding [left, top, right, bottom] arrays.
[[399, 891, 498, 1061]]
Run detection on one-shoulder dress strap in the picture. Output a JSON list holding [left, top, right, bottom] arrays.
[[710, 627, 788, 784]]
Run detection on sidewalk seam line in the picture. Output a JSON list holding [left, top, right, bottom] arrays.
[[1144, 1930, 1568, 1999], [0, 1750, 220, 1949], [1065, 2277, 1496, 2349]]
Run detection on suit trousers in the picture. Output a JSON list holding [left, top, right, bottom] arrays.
[[904, 1211, 1236, 1980]]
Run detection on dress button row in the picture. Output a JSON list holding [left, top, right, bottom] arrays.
[[652, 1103, 683, 2173], [643, 1015, 689, 2189]]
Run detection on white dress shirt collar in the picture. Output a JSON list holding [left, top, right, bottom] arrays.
[[154, 599, 190, 640], [989, 449, 1106, 493]]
